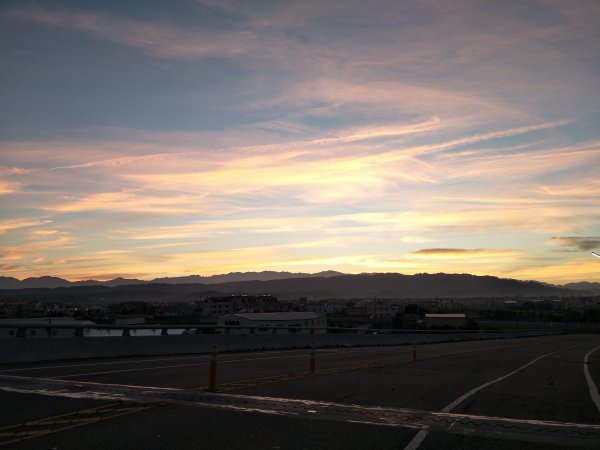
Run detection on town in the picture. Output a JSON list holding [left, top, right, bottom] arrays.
[[2, 294, 599, 335]]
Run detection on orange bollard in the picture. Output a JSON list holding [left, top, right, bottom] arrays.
[[309, 341, 316, 374], [208, 343, 218, 392], [412, 345, 417, 361]]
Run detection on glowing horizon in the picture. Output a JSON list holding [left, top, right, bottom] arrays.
[[1, 1, 599, 284]]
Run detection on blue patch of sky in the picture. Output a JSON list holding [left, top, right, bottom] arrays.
[[559, 114, 600, 142], [0, 22, 252, 135], [414, 127, 576, 163]]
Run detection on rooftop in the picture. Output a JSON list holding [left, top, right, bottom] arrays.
[[425, 314, 466, 318], [226, 312, 322, 321]]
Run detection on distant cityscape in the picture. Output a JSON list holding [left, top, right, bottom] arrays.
[[2, 292, 600, 332]]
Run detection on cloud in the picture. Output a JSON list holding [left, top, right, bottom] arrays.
[[9, 8, 259, 59], [0, 180, 20, 195], [410, 248, 520, 257], [0, 219, 48, 234], [2, 2, 599, 283], [401, 235, 434, 244], [550, 237, 600, 251], [413, 248, 484, 255], [504, 258, 600, 284], [43, 191, 201, 214]]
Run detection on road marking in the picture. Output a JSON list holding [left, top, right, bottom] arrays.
[[0, 401, 155, 446], [0, 334, 565, 374], [0, 348, 317, 373], [2, 375, 600, 447], [46, 353, 342, 379], [403, 429, 429, 450], [584, 345, 600, 414], [42, 339, 559, 380], [440, 349, 557, 413], [45, 347, 420, 379], [202, 357, 413, 391], [0, 347, 391, 375], [403, 342, 586, 450]]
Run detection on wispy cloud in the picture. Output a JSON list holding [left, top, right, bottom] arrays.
[[411, 248, 519, 256], [2, 1, 599, 282], [0, 219, 49, 235], [8, 8, 259, 59], [549, 237, 600, 251]]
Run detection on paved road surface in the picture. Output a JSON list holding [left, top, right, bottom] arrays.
[[1, 333, 600, 449]]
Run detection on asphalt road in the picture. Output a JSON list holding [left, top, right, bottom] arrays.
[[1, 333, 600, 449]]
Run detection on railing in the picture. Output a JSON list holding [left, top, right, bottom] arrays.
[[0, 323, 572, 364], [0, 323, 562, 338]]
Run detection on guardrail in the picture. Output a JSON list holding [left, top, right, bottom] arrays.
[[0, 323, 567, 364], [0, 323, 560, 338]]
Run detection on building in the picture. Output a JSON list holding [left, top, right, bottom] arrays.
[[198, 295, 279, 317], [366, 300, 402, 318], [217, 312, 326, 334], [305, 301, 344, 314], [425, 313, 467, 329]]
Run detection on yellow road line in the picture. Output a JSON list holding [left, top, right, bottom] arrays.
[[0, 403, 156, 446], [0, 402, 122, 431], [202, 357, 411, 392]]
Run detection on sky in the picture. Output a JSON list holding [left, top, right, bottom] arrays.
[[1, 0, 599, 284]]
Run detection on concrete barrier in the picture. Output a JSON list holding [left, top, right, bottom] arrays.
[[0, 329, 562, 363]]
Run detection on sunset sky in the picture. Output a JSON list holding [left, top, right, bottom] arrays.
[[1, 1, 599, 284]]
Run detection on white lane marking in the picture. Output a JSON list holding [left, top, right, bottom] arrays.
[[0, 348, 309, 373], [194, 402, 298, 417], [0, 374, 181, 390], [403, 429, 429, 450], [584, 345, 600, 414], [4, 375, 600, 431], [46, 348, 391, 379], [43, 345, 453, 380], [403, 342, 586, 450], [441, 350, 556, 413], [0, 347, 388, 373], [48, 354, 314, 379], [434, 410, 600, 428], [0, 333, 568, 374], [0, 356, 212, 373], [0, 385, 135, 402]]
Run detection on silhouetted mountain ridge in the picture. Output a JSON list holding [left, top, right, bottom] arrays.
[[0, 272, 577, 301], [564, 282, 600, 294], [0, 271, 345, 289]]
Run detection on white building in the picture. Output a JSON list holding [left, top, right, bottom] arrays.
[[218, 312, 326, 334]]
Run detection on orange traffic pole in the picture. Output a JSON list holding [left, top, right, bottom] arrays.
[[412, 345, 417, 361], [309, 340, 316, 374], [208, 343, 218, 392]]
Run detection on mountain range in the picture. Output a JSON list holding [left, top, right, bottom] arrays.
[[0, 272, 595, 302], [0, 271, 344, 289]]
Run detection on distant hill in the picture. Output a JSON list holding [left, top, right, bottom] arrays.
[[0, 272, 576, 302], [0, 276, 71, 289], [152, 271, 344, 285], [563, 282, 600, 295], [0, 271, 345, 290]]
